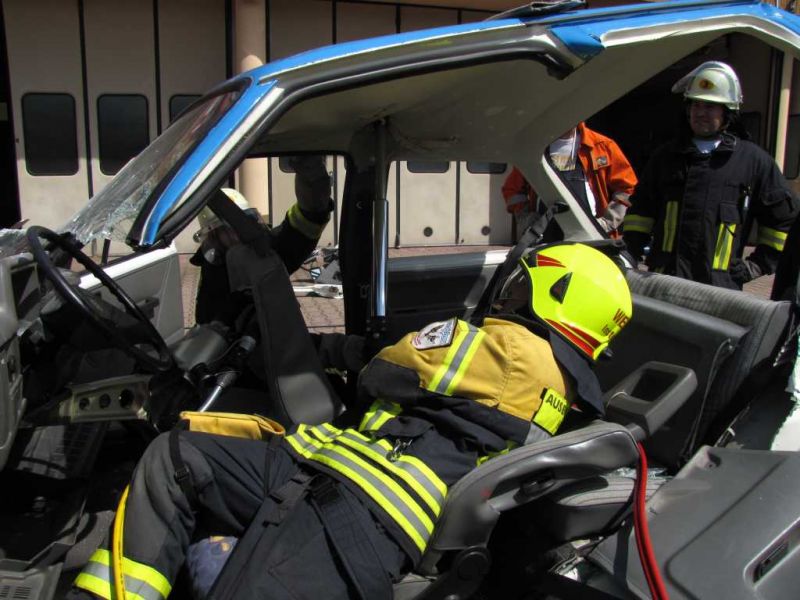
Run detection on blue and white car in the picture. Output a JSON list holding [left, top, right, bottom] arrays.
[[2, 1, 800, 598]]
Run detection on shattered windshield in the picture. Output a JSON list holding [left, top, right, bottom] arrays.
[[63, 89, 241, 245]]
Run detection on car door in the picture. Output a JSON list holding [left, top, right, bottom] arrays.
[[79, 244, 185, 344]]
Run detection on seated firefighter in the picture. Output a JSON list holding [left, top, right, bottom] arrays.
[[68, 242, 632, 600], [192, 155, 333, 327]]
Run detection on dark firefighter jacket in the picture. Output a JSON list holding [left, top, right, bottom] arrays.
[[623, 132, 799, 289], [285, 316, 603, 564]]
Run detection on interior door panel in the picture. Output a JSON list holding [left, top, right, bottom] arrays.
[[386, 250, 507, 341], [80, 245, 184, 344]]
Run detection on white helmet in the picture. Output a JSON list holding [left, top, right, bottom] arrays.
[[193, 188, 256, 241], [671, 61, 743, 110]]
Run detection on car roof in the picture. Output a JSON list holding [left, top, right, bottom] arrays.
[[141, 0, 800, 247], [233, 0, 799, 86]]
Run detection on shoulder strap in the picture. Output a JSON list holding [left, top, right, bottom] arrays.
[[168, 427, 200, 508], [470, 207, 554, 324]]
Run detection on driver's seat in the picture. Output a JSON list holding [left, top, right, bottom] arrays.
[[216, 243, 342, 426]]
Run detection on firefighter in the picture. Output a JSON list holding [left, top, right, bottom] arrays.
[[623, 61, 800, 289], [68, 242, 632, 600], [192, 155, 333, 326], [502, 122, 638, 235]]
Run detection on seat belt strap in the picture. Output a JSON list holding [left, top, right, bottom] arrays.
[[207, 188, 272, 256], [169, 428, 201, 509], [471, 218, 544, 325], [308, 475, 393, 600]]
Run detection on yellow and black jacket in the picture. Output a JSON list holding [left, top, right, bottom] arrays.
[[623, 133, 799, 289], [285, 317, 582, 563]]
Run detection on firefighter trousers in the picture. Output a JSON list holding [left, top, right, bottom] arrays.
[[70, 431, 406, 600]]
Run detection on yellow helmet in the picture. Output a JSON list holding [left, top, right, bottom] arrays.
[[492, 243, 632, 361]]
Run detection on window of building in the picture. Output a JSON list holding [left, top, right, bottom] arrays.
[[407, 160, 449, 174], [22, 93, 78, 176], [169, 94, 201, 123], [98, 94, 149, 175], [466, 162, 506, 175]]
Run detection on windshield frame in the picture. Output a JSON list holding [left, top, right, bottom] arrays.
[[62, 80, 248, 247]]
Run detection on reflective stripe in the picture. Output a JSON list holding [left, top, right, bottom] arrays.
[[295, 425, 445, 517], [477, 441, 517, 466], [623, 214, 654, 234], [286, 430, 432, 551], [286, 203, 326, 239], [359, 400, 401, 432], [428, 322, 485, 395], [662, 201, 678, 252], [75, 549, 171, 600], [713, 222, 737, 270], [506, 193, 528, 207], [338, 430, 445, 514], [758, 226, 788, 252]]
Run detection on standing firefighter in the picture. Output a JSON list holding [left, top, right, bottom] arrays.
[[623, 61, 799, 289], [68, 242, 632, 600]]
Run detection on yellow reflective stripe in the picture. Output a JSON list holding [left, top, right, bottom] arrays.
[[476, 441, 517, 466], [427, 322, 469, 393], [121, 558, 171, 599], [662, 201, 678, 252], [286, 203, 326, 239], [395, 454, 448, 498], [359, 401, 401, 433], [429, 321, 483, 396], [292, 439, 431, 551], [76, 549, 169, 600], [337, 431, 444, 515], [758, 226, 788, 251], [358, 401, 381, 431], [443, 330, 485, 396], [90, 548, 112, 566], [301, 427, 444, 519], [75, 572, 114, 600], [319, 422, 342, 437], [713, 223, 736, 270], [623, 214, 655, 234]]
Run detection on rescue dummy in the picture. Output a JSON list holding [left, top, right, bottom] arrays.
[[68, 242, 632, 600]]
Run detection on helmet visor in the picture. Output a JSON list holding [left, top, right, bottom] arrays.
[[491, 265, 531, 316]]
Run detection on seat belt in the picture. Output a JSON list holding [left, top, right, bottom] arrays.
[[307, 475, 393, 600], [207, 189, 272, 256], [209, 472, 391, 600], [470, 205, 556, 325]]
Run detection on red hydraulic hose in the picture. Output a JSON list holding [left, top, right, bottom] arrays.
[[633, 442, 669, 600]]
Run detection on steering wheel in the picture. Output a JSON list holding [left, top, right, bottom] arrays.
[[26, 226, 174, 373]]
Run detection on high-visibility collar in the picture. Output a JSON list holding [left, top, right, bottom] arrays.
[[286, 421, 447, 554]]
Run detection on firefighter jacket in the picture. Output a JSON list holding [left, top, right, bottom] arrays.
[[285, 317, 596, 565], [623, 132, 799, 289], [502, 123, 638, 227]]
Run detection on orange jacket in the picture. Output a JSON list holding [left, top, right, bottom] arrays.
[[502, 122, 638, 219]]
